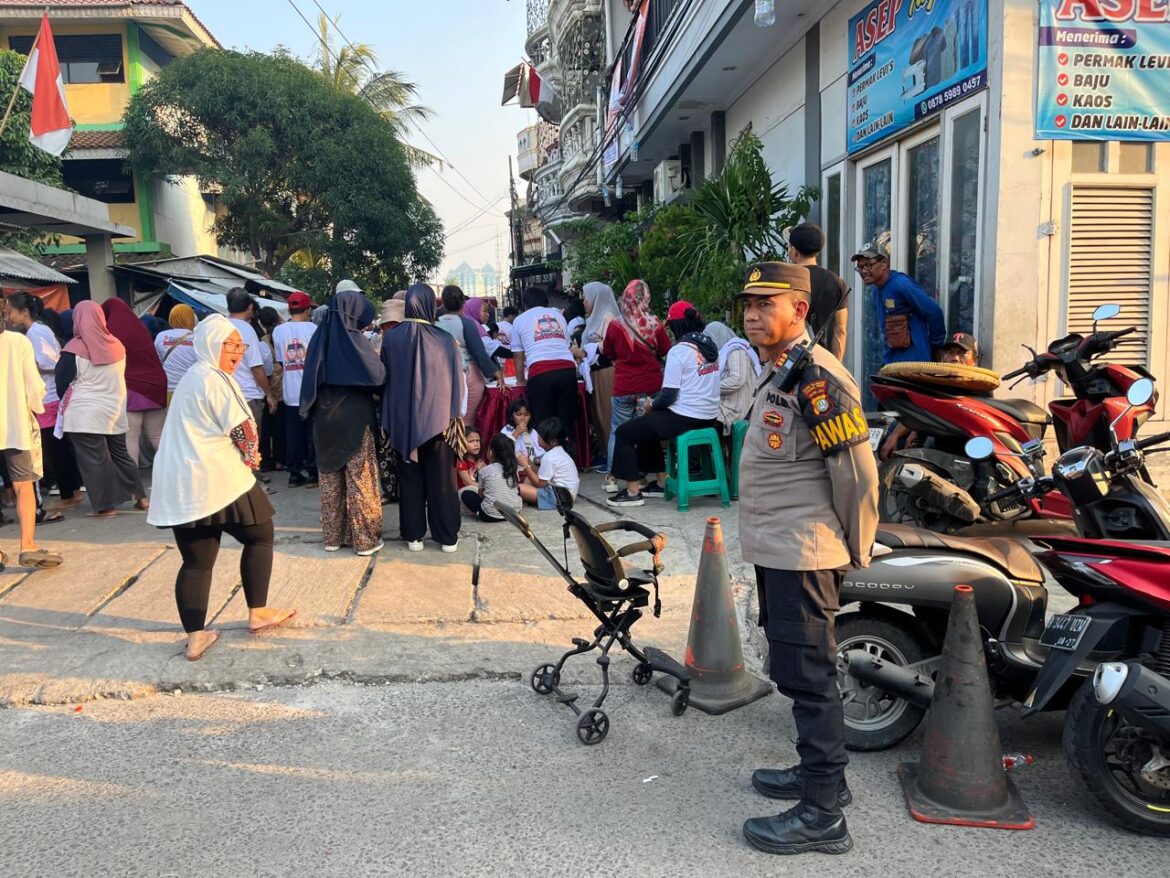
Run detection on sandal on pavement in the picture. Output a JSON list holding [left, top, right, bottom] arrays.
[[186, 629, 220, 662], [19, 549, 63, 569], [36, 508, 64, 525], [250, 609, 298, 635], [87, 509, 118, 519]]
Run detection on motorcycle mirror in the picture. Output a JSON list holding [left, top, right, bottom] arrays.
[[965, 436, 995, 461], [1092, 303, 1121, 322], [1127, 377, 1154, 407]]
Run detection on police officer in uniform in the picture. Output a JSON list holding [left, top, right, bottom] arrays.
[[736, 262, 879, 855]]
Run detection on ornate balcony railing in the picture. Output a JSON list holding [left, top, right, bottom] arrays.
[[528, 0, 550, 35], [556, 14, 605, 117]]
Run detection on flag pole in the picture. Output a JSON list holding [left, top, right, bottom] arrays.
[[0, 13, 38, 139]]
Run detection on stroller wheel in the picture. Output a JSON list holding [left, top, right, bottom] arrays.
[[632, 662, 653, 686], [531, 664, 559, 695], [576, 709, 609, 745], [671, 689, 690, 717]]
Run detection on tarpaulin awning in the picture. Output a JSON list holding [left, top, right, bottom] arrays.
[[162, 281, 290, 320]]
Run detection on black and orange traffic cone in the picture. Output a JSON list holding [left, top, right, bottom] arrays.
[[898, 584, 1034, 830], [656, 517, 771, 714]]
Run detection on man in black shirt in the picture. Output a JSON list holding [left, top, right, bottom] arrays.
[[787, 223, 849, 360]]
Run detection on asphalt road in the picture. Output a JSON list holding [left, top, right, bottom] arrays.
[[0, 678, 1162, 877]]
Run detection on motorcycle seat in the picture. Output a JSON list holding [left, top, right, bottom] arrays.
[[876, 524, 1045, 583], [980, 397, 1051, 426]]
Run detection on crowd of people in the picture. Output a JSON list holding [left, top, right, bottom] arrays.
[[0, 222, 861, 660]]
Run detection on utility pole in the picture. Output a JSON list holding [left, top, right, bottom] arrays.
[[509, 156, 524, 271]]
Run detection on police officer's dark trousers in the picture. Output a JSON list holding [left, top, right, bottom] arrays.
[[755, 565, 848, 812]]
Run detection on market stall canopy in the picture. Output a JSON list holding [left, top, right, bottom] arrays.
[[0, 245, 76, 286], [112, 254, 302, 307]]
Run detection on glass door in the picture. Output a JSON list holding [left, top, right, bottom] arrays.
[[940, 97, 985, 336], [901, 131, 942, 300], [855, 149, 896, 404]]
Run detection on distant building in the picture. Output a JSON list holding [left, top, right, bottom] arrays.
[[0, 1, 239, 268], [443, 262, 504, 303]]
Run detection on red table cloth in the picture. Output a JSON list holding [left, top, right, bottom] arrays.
[[475, 381, 592, 469]]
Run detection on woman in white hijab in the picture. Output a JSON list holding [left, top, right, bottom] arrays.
[[704, 321, 761, 433], [149, 314, 296, 661], [578, 281, 621, 469]]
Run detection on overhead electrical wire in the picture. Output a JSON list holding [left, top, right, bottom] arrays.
[[305, 0, 505, 216]]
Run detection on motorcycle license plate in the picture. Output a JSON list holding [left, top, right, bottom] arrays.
[[1039, 614, 1091, 651], [868, 428, 884, 450]]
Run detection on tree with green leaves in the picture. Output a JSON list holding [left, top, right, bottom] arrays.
[[312, 12, 437, 169], [0, 50, 63, 256], [123, 49, 442, 296]]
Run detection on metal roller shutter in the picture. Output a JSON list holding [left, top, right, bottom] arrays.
[[1067, 187, 1154, 366]]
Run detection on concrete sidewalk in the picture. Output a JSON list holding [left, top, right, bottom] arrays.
[[0, 474, 749, 707]]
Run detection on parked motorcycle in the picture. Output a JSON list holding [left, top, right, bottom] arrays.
[[838, 379, 1170, 832], [874, 303, 1154, 533]]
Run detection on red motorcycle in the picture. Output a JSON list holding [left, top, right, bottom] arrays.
[[874, 303, 1154, 532]]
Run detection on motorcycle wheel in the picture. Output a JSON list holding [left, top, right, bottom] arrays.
[[1063, 680, 1170, 836], [877, 460, 950, 532], [836, 613, 930, 752]]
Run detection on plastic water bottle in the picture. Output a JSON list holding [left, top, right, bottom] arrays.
[[754, 0, 775, 27]]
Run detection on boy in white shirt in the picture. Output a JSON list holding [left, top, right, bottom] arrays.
[[517, 417, 580, 510]]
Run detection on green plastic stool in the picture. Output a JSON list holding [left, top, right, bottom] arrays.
[[729, 420, 749, 500], [664, 428, 731, 511]]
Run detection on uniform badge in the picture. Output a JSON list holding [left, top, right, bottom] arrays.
[[885, 298, 897, 309], [801, 380, 834, 417], [767, 432, 784, 450], [748, 267, 762, 283], [762, 409, 785, 428]]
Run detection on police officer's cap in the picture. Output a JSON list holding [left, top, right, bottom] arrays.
[[737, 261, 811, 297]]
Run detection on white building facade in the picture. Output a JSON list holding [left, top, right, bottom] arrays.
[[570, 0, 1170, 419]]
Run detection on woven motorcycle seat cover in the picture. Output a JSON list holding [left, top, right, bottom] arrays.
[[878, 360, 1001, 393]]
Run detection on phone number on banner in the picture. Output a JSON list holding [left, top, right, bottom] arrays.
[[914, 72, 988, 120]]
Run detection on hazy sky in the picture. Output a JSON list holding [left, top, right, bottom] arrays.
[[190, 0, 536, 278]]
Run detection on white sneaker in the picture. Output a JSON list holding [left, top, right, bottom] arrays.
[[356, 541, 384, 557], [324, 545, 341, 552], [441, 541, 459, 554], [603, 478, 620, 494], [407, 540, 424, 552]]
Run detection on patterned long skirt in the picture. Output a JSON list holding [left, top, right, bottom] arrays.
[[319, 427, 383, 553], [376, 427, 399, 504]]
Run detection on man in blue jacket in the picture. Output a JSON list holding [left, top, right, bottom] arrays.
[[852, 243, 945, 364]]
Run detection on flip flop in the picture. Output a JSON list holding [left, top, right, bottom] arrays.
[[36, 508, 64, 525], [186, 629, 220, 662], [87, 510, 118, 519], [250, 609, 298, 635], [19, 549, 63, 569]]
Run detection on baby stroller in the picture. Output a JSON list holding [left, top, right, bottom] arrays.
[[498, 486, 691, 745]]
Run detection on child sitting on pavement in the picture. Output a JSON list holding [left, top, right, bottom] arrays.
[[517, 417, 580, 509], [455, 427, 482, 491], [501, 398, 541, 466], [461, 434, 523, 522]]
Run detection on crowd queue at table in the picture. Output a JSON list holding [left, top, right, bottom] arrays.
[[0, 222, 852, 663]]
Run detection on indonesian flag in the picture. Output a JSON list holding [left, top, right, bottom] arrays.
[[17, 15, 73, 157], [521, 64, 560, 124]]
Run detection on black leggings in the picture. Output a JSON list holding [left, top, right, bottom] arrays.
[[611, 409, 715, 482], [460, 489, 505, 522], [525, 365, 577, 449], [172, 519, 274, 633]]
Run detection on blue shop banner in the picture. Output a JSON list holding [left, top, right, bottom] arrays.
[[1036, 1, 1170, 141], [847, 0, 989, 154]]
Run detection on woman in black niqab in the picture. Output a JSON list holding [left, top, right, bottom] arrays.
[[381, 284, 462, 552]]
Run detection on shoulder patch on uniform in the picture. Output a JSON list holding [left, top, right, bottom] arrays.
[[798, 364, 867, 457]]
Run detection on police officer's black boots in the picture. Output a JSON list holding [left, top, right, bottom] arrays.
[[751, 766, 852, 807], [742, 801, 853, 856]]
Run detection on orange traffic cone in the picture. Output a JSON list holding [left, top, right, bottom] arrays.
[[898, 584, 1034, 830], [656, 517, 771, 714]]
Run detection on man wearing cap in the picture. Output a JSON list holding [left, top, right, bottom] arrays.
[[787, 223, 849, 360], [272, 291, 318, 487], [852, 242, 945, 365], [736, 261, 879, 856]]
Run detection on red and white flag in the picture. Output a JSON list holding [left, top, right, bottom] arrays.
[[17, 14, 73, 157], [521, 64, 560, 124]]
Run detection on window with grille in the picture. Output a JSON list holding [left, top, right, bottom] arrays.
[[8, 34, 124, 84], [1067, 187, 1153, 366]]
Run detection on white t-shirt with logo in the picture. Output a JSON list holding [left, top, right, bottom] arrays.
[[26, 321, 60, 405], [537, 444, 579, 497], [229, 318, 266, 400], [272, 321, 317, 406], [154, 328, 198, 393], [511, 307, 573, 377], [662, 343, 720, 421]]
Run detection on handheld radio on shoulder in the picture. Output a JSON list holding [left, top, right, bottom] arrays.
[[769, 282, 851, 394]]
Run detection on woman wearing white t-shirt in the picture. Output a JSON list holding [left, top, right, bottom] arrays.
[[154, 304, 200, 398], [511, 285, 580, 455], [608, 307, 721, 508]]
